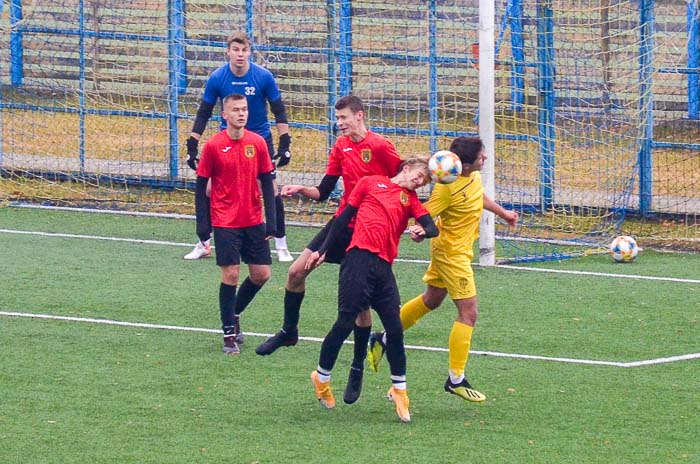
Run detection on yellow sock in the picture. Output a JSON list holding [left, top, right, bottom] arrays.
[[399, 295, 431, 330], [448, 321, 474, 379]]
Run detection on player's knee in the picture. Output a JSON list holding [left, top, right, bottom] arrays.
[[249, 269, 271, 286], [287, 262, 309, 289], [287, 268, 305, 288], [355, 310, 372, 327], [423, 289, 447, 309], [220, 266, 240, 286]]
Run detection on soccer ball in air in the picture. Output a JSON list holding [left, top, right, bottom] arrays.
[[429, 150, 462, 184], [609, 235, 639, 263]]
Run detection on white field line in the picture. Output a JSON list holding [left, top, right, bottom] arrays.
[[0, 228, 196, 248], [2, 310, 699, 368], [2, 228, 699, 284], [498, 264, 700, 284]]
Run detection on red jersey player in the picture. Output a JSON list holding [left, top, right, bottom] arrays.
[[305, 156, 438, 422], [196, 93, 277, 355], [255, 95, 403, 371]]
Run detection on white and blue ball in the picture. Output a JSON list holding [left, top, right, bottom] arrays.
[[429, 150, 462, 184], [609, 235, 639, 262]]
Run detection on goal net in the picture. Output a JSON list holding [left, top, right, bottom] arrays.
[[1, 0, 697, 261]]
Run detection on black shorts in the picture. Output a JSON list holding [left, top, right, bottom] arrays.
[[306, 217, 354, 264], [337, 248, 400, 318], [213, 225, 272, 266], [264, 135, 277, 180]]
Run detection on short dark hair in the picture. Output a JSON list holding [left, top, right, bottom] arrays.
[[449, 137, 484, 165], [335, 95, 364, 114], [223, 93, 246, 105], [227, 31, 251, 48]]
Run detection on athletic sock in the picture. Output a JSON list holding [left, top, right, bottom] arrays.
[[316, 366, 331, 383], [234, 277, 263, 316], [391, 375, 407, 390], [219, 282, 237, 335], [274, 236, 288, 251], [282, 289, 304, 332], [448, 321, 474, 380], [400, 294, 431, 330], [351, 324, 371, 369]]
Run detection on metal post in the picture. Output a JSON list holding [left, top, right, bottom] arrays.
[[638, 0, 655, 215], [509, 0, 525, 112], [246, 0, 254, 39], [339, 0, 353, 96], [428, 0, 438, 153], [688, 0, 699, 119], [9, 0, 24, 86], [174, 0, 186, 95], [326, 0, 338, 150], [167, 0, 182, 179], [79, 0, 86, 174], [536, 0, 556, 212], [478, 0, 496, 266]]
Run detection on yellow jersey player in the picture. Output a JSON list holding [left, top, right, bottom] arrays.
[[367, 136, 518, 402]]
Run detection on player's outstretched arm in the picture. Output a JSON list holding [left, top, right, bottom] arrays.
[[307, 205, 356, 270], [483, 193, 519, 227], [281, 184, 320, 200]]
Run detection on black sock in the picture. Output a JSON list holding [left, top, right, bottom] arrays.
[[319, 313, 355, 372], [234, 277, 263, 316], [352, 325, 371, 370], [384, 329, 407, 378], [274, 195, 286, 238], [282, 289, 304, 333], [219, 282, 237, 334]]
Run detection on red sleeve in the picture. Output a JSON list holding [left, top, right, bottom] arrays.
[[258, 138, 274, 174], [326, 144, 343, 176], [196, 142, 214, 178], [409, 191, 429, 218], [383, 139, 403, 176], [347, 176, 369, 208]]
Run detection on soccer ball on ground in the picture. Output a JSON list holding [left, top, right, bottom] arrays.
[[428, 150, 462, 184], [609, 235, 639, 262]]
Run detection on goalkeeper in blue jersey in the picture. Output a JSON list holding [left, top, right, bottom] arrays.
[[184, 31, 294, 264]]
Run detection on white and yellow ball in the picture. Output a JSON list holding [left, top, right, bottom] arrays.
[[609, 235, 639, 262], [428, 150, 462, 184]]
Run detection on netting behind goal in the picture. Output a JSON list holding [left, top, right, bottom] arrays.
[[1, 0, 698, 261]]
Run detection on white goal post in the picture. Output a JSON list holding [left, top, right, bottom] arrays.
[[478, 0, 497, 266]]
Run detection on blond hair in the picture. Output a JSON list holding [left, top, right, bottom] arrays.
[[398, 155, 431, 184]]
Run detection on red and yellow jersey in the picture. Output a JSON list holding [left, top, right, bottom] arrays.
[[326, 131, 403, 218], [197, 129, 274, 228], [425, 171, 484, 259], [346, 175, 428, 264]]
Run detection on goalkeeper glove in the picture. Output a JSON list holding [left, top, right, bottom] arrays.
[[275, 133, 292, 168], [186, 136, 199, 171]]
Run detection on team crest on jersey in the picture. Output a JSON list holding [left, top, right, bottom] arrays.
[[361, 149, 372, 163], [400, 191, 409, 205], [245, 145, 255, 158]]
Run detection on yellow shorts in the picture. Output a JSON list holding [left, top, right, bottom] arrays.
[[422, 251, 477, 300]]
